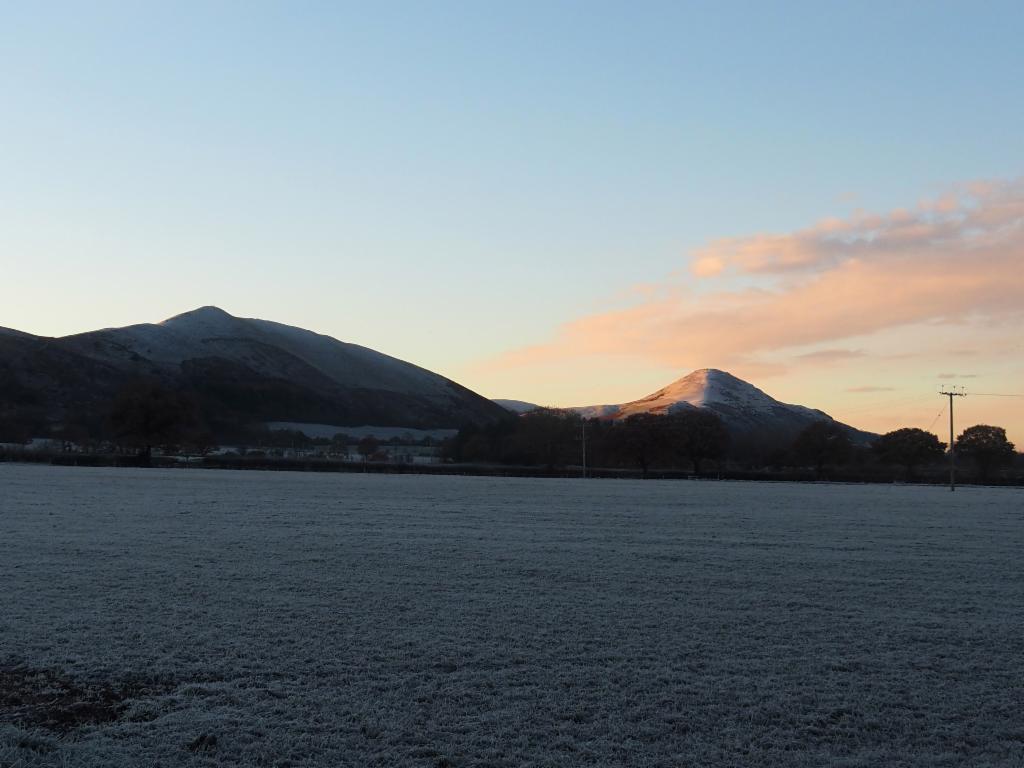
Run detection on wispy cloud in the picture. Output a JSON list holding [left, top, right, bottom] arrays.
[[797, 349, 865, 362], [688, 179, 1024, 278], [847, 386, 896, 393], [488, 178, 1024, 373]]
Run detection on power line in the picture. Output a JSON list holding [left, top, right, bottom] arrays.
[[970, 392, 1024, 397], [924, 404, 946, 433], [830, 396, 938, 418]]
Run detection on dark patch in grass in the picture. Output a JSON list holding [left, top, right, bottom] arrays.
[[359, 722, 383, 739], [0, 663, 176, 733], [187, 733, 218, 752], [408, 746, 440, 759], [15, 735, 54, 754]]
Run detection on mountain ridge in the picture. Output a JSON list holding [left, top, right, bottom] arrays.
[[495, 368, 873, 443], [0, 307, 508, 441], [4, 309, 873, 445]]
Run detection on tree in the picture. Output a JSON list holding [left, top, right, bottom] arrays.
[[330, 433, 351, 458], [792, 421, 852, 478], [184, 429, 217, 459], [614, 413, 669, 477], [871, 427, 945, 480], [665, 409, 730, 475], [110, 379, 197, 465], [956, 424, 1016, 481], [0, 412, 35, 445], [442, 418, 517, 464], [507, 409, 579, 468], [357, 435, 380, 461], [267, 429, 313, 449]]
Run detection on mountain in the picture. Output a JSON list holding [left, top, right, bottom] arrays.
[[0, 307, 508, 441], [492, 398, 541, 414], [503, 369, 873, 443]]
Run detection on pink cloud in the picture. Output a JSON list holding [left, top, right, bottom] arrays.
[[487, 178, 1024, 373], [687, 178, 1024, 279]]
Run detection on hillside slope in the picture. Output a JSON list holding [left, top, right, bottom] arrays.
[[0, 307, 508, 440], [575, 369, 872, 443]]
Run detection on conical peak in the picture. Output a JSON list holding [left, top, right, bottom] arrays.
[[162, 306, 234, 324], [665, 368, 732, 391], [676, 368, 734, 383], [637, 368, 772, 411]]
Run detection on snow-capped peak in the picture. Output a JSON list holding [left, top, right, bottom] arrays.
[[566, 368, 846, 436], [638, 368, 778, 412]]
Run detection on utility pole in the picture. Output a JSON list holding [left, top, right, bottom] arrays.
[[939, 387, 966, 492], [581, 418, 587, 479]]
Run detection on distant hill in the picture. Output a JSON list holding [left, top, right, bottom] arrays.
[[0, 306, 509, 441], [492, 398, 542, 414], [500, 369, 874, 444]]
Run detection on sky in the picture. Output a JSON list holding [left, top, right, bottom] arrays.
[[2, 1, 1023, 444]]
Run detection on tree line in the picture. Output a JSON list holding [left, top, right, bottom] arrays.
[[445, 408, 1019, 482], [444, 408, 730, 477], [1, 379, 1018, 482]]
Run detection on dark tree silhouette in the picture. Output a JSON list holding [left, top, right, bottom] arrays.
[[330, 433, 352, 458], [615, 413, 669, 478], [871, 427, 945, 480], [455, 431, 494, 464], [357, 435, 380, 461], [508, 408, 579, 468], [792, 421, 852, 478], [110, 380, 197, 465], [956, 424, 1016, 481], [665, 409, 730, 475], [184, 429, 217, 458], [0, 413, 36, 444]]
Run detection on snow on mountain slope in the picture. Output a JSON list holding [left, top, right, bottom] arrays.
[[567, 368, 870, 441], [29, 306, 508, 431], [614, 368, 824, 420], [60, 306, 459, 397], [573, 403, 624, 419], [492, 399, 541, 414], [246, 316, 447, 395], [500, 369, 830, 425]]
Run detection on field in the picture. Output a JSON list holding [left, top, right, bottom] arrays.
[[1, 465, 1023, 767]]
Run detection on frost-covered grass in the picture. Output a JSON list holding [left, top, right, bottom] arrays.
[[1, 465, 1022, 767]]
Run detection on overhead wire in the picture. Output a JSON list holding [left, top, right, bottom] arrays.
[[924, 404, 947, 433], [828, 393, 938, 418]]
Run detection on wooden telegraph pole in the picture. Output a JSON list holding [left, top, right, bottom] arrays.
[[939, 387, 966, 491], [581, 418, 587, 479]]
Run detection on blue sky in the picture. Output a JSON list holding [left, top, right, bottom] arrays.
[[2, 1, 1023, 438]]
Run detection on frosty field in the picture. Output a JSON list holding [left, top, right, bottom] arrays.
[[1, 465, 1023, 767]]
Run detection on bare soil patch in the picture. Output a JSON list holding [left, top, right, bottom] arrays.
[[0, 663, 175, 733]]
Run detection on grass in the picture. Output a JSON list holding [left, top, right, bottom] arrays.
[[1, 464, 1023, 766]]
